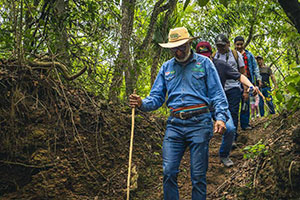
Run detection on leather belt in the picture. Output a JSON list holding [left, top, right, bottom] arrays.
[[170, 108, 209, 120]]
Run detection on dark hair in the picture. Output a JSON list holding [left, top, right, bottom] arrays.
[[234, 36, 244, 43], [256, 55, 263, 59]]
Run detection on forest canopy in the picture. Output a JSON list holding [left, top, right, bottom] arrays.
[[1, 0, 300, 111]]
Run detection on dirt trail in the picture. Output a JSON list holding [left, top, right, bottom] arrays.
[[176, 115, 279, 200]]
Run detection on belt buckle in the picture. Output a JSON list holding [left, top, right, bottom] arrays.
[[179, 112, 186, 120]]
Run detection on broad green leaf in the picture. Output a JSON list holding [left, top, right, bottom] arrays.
[[243, 146, 251, 151], [264, 121, 271, 129], [287, 84, 299, 93], [197, 0, 209, 7], [219, 0, 229, 7], [292, 65, 300, 72], [285, 75, 299, 83], [294, 76, 300, 85], [275, 92, 284, 102], [183, 0, 191, 11], [287, 97, 296, 110]]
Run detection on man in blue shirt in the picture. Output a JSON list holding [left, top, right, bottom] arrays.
[[129, 27, 228, 200], [234, 36, 262, 130]]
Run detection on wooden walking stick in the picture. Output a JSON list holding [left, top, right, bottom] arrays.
[[258, 89, 273, 113], [127, 89, 136, 200]]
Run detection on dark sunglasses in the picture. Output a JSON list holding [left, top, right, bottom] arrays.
[[216, 44, 226, 48], [197, 46, 209, 53], [170, 44, 188, 52]]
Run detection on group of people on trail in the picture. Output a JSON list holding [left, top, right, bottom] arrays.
[[129, 27, 277, 200], [196, 34, 276, 150]]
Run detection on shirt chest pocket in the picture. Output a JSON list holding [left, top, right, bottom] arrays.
[[165, 74, 176, 90], [192, 72, 206, 90]]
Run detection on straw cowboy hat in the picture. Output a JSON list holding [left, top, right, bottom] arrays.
[[159, 27, 198, 48]]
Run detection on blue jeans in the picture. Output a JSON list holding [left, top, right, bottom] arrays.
[[259, 87, 275, 116], [219, 110, 236, 158], [163, 113, 213, 200], [225, 87, 242, 140], [240, 98, 250, 130]]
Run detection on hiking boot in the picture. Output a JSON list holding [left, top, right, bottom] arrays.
[[231, 142, 237, 150], [220, 157, 234, 167]]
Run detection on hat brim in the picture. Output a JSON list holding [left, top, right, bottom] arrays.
[[256, 56, 263, 59], [216, 41, 227, 45], [159, 37, 195, 48]]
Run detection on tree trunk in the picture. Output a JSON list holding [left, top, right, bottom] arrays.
[[123, 0, 136, 99], [294, 45, 300, 65], [132, 0, 178, 94], [278, 0, 300, 34], [110, 0, 177, 101], [18, 0, 24, 65], [128, 0, 169, 97], [11, 0, 18, 58], [244, 3, 259, 48], [151, 47, 162, 87], [53, 0, 71, 67], [150, 0, 177, 88], [109, 0, 135, 102], [24, 0, 40, 54]]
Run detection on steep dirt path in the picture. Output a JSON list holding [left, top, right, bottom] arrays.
[[173, 115, 277, 200]]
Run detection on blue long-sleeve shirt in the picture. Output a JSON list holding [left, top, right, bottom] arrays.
[[140, 51, 229, 122], [245, 50, 261, 83]]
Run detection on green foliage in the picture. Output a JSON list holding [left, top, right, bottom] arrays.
[[183, 0, 300, 115], [219, 0, 229, 7], [279, 65, 300, 112], [0, 0, 299, 106], [271, 62, 300, 113], [263, 120, 272, 129], [243, 140, 268, 159], [197, 0, 210, 7], [183, 0, 191, 11]]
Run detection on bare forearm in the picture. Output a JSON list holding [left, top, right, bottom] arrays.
[[240, 74, 254, 88], [271, 75, 277, 87]]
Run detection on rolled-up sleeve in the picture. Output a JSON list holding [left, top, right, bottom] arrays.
[[140, 67, 167, 112], [206, 60, 229, 122]]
